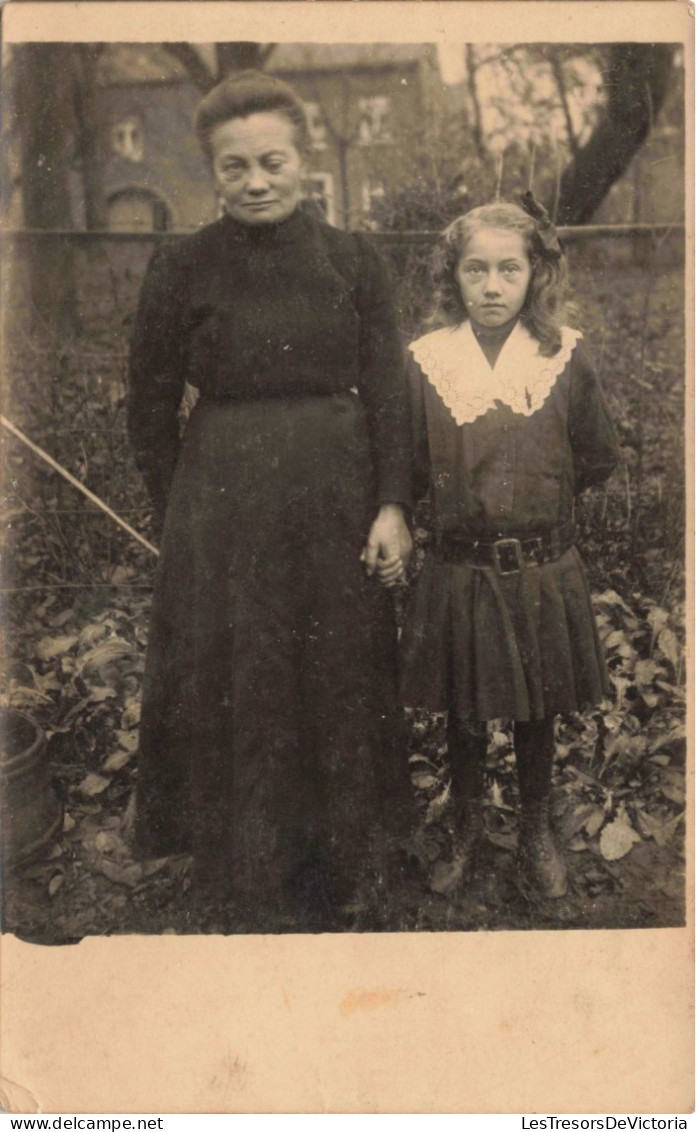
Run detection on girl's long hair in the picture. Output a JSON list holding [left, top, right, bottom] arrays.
[[428, 202, 572, 356]]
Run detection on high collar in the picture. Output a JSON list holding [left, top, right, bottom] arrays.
[[469, 314, 520, 367], [220, 203, 311, 246], [469, 313, 520, 343]]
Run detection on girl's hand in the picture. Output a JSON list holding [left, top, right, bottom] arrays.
[[360, 504, 412, 586], [375, 554, 405, 588]]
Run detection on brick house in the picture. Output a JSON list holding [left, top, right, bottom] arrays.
[[97, 43, 445, 232], [96, 44, 213, 232], [4, 43, 681, 233], [268, 44, 444, 227]]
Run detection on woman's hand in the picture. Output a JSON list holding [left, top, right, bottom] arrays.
[[361, 504, 412, 587]]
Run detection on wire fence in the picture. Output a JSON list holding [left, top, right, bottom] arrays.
[[1, 224, 686, 599]]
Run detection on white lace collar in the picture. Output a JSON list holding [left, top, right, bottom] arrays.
[[409, 320, 582, 426]]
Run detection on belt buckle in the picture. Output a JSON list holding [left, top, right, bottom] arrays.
[[524, 536, 545, 565], [492, 538, 524, 576]]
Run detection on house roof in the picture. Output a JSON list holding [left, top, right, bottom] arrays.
[[98, 44, 191, 84], [268, 43, 434, 72], [96, 42, 435, 87]]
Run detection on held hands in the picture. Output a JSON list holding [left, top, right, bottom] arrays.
[[360, 504, 412, 588]]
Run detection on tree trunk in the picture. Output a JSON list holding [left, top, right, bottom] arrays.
[[215, 43, 271, 77], [337, 140, 352, 228], [548, 50, 579, 158], [72, 45, 109, 230], [14, 44, 79, 337], [556, 44, 674, 225], [162, 44, 216, 91], [162, 42, 274, 89], [465, 46, 487, 164]]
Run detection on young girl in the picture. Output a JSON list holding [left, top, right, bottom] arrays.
[[393, 196, 619, 900]]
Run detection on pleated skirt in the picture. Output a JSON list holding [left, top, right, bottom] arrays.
[[400, 545, 609, 721], [135, 393, 412, 905]]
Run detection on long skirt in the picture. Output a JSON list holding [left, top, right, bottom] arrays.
[[400, 545, 609, 721], [135, 392, 412, 908]]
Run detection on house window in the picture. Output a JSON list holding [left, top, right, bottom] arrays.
[[306, 173, 335, 225], [111, 118, 145, 163], [361, 180, 386, 227], [304, 102, 328, 151], [357, 97, 393, 146], [107, 188, 171, 232]]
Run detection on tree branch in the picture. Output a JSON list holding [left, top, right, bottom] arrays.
[[465, 45, 487, 163], [71, 45, 109, 229], [556, 44, 675, 225], [161, 43, 215, 91], [215, 43, 273, 77], [549, 50, 579, 157]]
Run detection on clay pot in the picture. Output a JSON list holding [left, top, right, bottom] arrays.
[[1, 708, 63, 868]]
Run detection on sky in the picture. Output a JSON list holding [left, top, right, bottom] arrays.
[[437, 43, 466, 85]]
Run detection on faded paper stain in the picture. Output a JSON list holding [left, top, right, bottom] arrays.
[[339, 988, 415, 1016], [0, 1075, 40, 1115], [0, 0, 693, 1117]]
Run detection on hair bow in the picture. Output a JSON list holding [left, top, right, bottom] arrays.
[[518, 191, 564, 259]]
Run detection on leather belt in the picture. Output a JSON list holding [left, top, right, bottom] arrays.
[[434, 523, 574, 576]]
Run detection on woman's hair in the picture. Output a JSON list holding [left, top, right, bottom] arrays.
[[428, 201, 571, 356], [195, 70, 310, 160]]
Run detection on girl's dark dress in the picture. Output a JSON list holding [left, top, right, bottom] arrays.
[[401, 320, 619, 722], [128, 206, 413, 910]]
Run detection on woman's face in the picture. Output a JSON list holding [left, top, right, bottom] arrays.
[[456, 227, 532, 327], [210, 112, 305, 226]]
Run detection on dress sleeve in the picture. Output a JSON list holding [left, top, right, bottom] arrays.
[[407, 352, 431, 504], [352, 233, 412, 508], [568, 340, 620, 493], [127, 245, 190, 527]]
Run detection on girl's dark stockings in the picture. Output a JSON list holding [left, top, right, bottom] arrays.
[[442, 715, 566, 897], [514, 718, 556, 805], [447, 716, 556, 805], [447, 716, 487, 805], [435, 715, 487, 891]]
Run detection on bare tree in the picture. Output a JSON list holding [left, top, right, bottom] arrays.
[[161, 42, 275, 91], [11, 41, 277, 334], [72, 44, 109, 230], [13, 44, 80, 336], [160, 44, 216, 92], [456, 43, 675, 224], [304, 71, 363, 227], [556, 44, 675, 225], [464, 45, 487, 164], [215, 43, 276, 77], [547, 48, 579, 158]]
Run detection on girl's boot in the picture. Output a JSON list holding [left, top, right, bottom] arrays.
[[452, 797, 484, 880], [514, 719, 568, 900], [430, 718, 486, 895], [517, 798, 568, 899]]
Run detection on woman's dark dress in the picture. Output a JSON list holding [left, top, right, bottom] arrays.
[[127, 207, 413, 910]]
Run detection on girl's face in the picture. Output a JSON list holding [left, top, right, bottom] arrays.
[[210, 112, 305, 226], [456, 227, 532, 327]]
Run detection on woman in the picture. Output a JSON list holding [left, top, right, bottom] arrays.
[[127, 71, 414, 930]]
